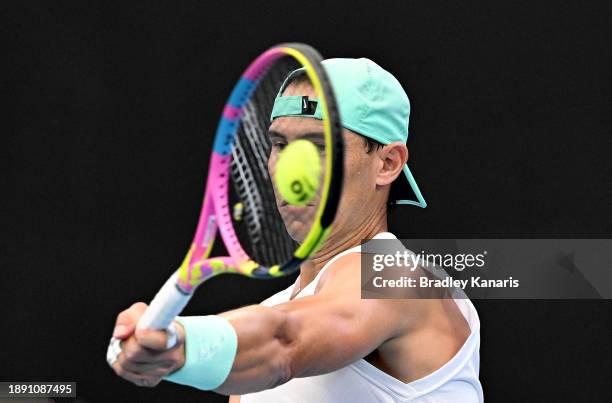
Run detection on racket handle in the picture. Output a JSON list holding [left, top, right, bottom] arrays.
[[138, 271, 192, 330]]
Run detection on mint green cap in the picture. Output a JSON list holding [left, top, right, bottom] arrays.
[[271, 58, 426, 208]]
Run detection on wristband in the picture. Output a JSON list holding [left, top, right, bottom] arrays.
[[164, 315, 238, 390]]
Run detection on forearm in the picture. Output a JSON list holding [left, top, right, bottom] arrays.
[[215, 305, 295, 395], [218, 297, 395, 393]]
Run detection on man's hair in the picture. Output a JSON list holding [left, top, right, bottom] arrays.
[[283, 71, 311, 89], [283, 72, 400, 210]]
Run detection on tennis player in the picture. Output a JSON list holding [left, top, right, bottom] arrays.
[[110, 58, 483, 402]]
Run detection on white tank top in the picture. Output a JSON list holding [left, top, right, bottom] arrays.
[[241, 232, 484, 403]]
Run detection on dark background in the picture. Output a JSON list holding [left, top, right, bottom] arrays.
[[3, 1, 611, 402]]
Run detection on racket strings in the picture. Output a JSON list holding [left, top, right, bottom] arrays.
[[231, 122, 295, 265], [230, 58, 300, 266]]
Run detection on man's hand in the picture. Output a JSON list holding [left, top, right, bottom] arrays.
[[109, 302, 186, 387]]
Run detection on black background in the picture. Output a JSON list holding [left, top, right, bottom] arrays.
[[4, 1, 611, 402]]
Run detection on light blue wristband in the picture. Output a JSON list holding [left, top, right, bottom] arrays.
[[164, 315, 238, 390]]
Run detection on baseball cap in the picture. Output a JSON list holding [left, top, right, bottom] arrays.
[[270, 58, 427, 208]]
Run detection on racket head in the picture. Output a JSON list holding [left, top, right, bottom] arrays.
[[178, 44, 343, 292]]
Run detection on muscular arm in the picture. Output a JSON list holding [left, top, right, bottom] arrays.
[[110, 254, 467, 394], [214, 253, 415, 395]]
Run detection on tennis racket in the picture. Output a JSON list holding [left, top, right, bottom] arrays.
[[107, 43, 343, 359]]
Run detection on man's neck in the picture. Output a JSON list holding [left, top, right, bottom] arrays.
[[296, 209, 388, 293]]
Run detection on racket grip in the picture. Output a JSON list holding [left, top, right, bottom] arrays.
[[138, 271, 192, 330]]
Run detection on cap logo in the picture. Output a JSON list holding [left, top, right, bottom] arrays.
[[301, 96, 318, 115]]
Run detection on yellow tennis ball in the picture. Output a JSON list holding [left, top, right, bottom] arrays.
[[275, 139, 321, 205]]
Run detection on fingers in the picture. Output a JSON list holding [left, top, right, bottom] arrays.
[[121, 359, 175, 374], [111, 362, 164, 388], [110, 336, 180, 386], [120, 336, 176, 364], [109, 304, 186, 387], [134, 322, 182, 351], [134, 328, 169, 351], [109, 322, 185, 387], [113, 302, 148, 339]]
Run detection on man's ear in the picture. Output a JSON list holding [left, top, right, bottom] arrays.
[[376, 142, 408, 186]]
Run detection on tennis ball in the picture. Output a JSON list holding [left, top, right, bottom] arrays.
[[275, 139, 322, 205]]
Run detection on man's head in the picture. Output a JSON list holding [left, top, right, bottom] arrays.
[[268, 58, 426, 243]]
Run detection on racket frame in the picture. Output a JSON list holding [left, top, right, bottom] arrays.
[[178, 44, 343, 294], [136, 44, 343, 331]]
